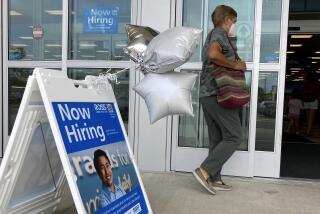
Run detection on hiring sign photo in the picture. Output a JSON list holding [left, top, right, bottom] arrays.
[[52, 102, 149, 214]]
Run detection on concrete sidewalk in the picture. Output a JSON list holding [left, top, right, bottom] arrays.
[[141, 172, 320, 214]]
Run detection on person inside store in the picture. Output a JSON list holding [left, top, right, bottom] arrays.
[[302, 72, 320, 136], [286, 89, 303, 134], [193, 5, 246, 194], [94, 149, 126, 208]]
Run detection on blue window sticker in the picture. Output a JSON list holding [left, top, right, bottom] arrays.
[[83, 7, 119, 33]]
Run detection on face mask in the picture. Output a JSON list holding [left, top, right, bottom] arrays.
[[228, 23, 237, 37]]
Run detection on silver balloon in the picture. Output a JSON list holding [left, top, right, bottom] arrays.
[[143, 27, 202, 73], [133, 72, 197, 124], [124, 24, 159, 63]]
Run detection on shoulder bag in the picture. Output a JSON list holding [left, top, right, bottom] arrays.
[[210, 32, 250, 108]]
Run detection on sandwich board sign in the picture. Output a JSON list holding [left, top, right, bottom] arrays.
[[0, 68, 152, 214]]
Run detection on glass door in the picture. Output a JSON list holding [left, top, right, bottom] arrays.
[[171, 0, 289, 178], [3, 0, 63, 150], [253, 0, 289, 177], [2, 0, 135, 153]]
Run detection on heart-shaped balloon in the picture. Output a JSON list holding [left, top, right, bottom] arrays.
[[124, 24, 159, 63]]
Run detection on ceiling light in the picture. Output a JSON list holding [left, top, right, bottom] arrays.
[[19, 36, 33, 40], [45, 44, 62, 47], [291, 35, 313, 39], [312, 61, 317, 64], [115, 44, 127, 47], [45, 10, 63, 15], [11, 43, 28, 47], [315, 51, 320, 54], [96, 50, 109, 53], [309, 57, 320, 60], [290, 68, 301, 70], [79, 43, 97, 47], [81, 55, 95, 58], [287, 51, 295, 54], [11, 86, 26, 89], [10, 10, 23, 16], [291, 70, 299, 73], [290, 44, 302, 47]]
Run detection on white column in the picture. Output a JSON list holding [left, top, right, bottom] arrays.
[[133, 0, 172, 171], [0, 0, 2, 160]]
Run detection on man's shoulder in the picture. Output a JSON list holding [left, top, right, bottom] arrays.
[[209, 28, 228, 45], [100, 185, 111, 195]]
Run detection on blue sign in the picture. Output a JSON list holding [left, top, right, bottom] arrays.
[[83, 7, 119, 33], [264, 55, 278, 62], [53, 102, 124, 153], [52, 102, 149, 214]]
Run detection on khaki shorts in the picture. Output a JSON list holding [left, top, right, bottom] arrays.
[[303, 100, 318, 110]]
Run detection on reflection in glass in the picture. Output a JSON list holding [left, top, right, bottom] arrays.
[[9, 0, 62, 61], [256, 72, 278, 151], [260, 0, 282, 63], [68, 0, 131, 60], [41, 123, 63, 185], [178, 70, 200, 147], [182, 0, 255, 62], [178, 70, 251, 151], [182, 0, 203, 61], [67, 68, 130, 129], [207, 0, 255, 62], [8, 68, 33, 134], [8, 68, 61, 135], [9, 122, 61, 208]]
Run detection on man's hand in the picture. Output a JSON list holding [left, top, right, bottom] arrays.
[[233, 60, 246, 72]]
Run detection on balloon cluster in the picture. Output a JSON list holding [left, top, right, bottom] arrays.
[[124, 24, 202, 124]]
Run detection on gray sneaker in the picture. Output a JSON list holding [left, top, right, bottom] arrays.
[[192, 168, 216, 195], [208, 179, 232, 191]]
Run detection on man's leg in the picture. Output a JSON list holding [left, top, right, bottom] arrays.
[[201, 104, 222, 181], [200, 96, 242, 179]]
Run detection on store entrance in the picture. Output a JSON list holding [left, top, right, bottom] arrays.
[[280, 8, 320, 179]]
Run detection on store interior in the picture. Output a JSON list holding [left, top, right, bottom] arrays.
[[280, 5, 320, 179]]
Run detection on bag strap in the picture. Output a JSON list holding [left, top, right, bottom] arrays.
[[225, 34, 240, 60], [208, 29, 214, 42], [208, 29, 240, 60]]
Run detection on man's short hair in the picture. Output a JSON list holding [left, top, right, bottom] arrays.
[[211, 5, 237, 27], [93, 149, 110, 173]]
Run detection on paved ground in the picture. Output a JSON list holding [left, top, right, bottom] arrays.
[[141, 172, 320, 214]]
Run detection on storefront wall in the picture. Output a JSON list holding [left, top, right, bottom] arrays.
[[1, 0, 290, 178]]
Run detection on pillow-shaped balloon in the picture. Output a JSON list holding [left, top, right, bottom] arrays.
[[143, 27, 202, 73], [133, 72, 197, 124]]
